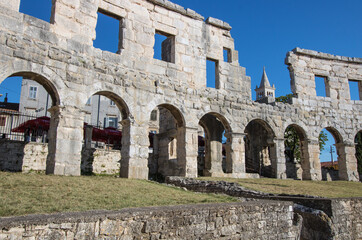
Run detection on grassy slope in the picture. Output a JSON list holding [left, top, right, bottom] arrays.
[[0, 172, 235, 217], [199, 177, 362, 198]]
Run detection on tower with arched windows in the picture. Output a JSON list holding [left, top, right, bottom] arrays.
[[255, 67, 275, 102]]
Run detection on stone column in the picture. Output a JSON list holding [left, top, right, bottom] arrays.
[[300, 140, 321, 181], [46, 106, 84, 176], [202, 118, 224, 176], [84, 125, 93, 149], [0, 0, 20, 11], [269, 138, 287, 179], [119, 118, 149, 179], [336, 142, 359, 181], [177, 126, 198, 178], [81, 125, 93, 174], [225, 132, 246, 175]]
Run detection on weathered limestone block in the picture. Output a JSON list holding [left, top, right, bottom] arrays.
[[336, 143, 359, 181], [270, 138, 287, 179], [22, 143, 48, 172], [0, 0, 20, 12], [120, 118, 149, 179], [225, 132, 246, 175], [0, 201, 300, 239], [301, 140, 322, 181], [46, 105, 84, 176], [183, 127, 198, 177]]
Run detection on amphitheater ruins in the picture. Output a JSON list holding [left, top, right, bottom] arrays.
[[0, 0, 361, 182]]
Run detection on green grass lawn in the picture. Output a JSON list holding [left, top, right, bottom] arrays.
[[0, 172, 236, 217], [199, 177, 362, 198]]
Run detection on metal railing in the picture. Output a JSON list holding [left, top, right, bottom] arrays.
[[0, 110, 48, 143]]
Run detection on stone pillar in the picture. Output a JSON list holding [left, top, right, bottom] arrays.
[[0, 0, 20, 11], [336, 142, 359, 181], [119, 118, 148, 179], [81, 125, 93, 175], [300, 140, 321, 181], [269, 138, 287, 179], [84, 125, 93, 149], [225, 132, 246, 175], [202, 117, 224, 176], [46, 106, 84, 176], [179, 127, 198, 178]]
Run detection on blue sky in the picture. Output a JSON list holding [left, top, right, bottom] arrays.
[[1, 0, 361, 162]]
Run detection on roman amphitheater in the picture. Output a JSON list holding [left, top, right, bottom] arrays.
[[0, 0, 361, 182]]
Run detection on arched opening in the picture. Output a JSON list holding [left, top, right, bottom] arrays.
[[319, 127, 342, 181], [355, 131, 362, 181], [197, 113, 231, 177], [0, 72, 59, 172], [81, 91, 129, 176], [284, 124, 307, 179], [148, 104, 185, 180], [244, 119, 276, 178]]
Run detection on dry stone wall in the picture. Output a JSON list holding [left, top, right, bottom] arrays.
[[0, 0, 360, 180], [0, 140, 47, 172], [0, 139, 121, 175], [166, 177, 362, 240], [0, 201, 301, 239], [81, 148, 121, 175]]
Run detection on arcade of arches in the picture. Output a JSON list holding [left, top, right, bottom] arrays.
[[0, 0, 361, 181]]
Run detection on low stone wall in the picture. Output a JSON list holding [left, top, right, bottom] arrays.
[[0, 139, 121, 175], [0, 202, 301, 239], [0, 139, 47, 172], [81, 148, 120, 175], [331, 198, 362, 240], [165, 177, 362, 240]]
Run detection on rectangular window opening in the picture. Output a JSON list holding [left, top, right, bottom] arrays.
[[104, 117, 118, 128], [315, 76, 328, 97], [94, 9, 122, 53], [154, 31, 175, 63], [348, 80, 361, 101], [206, 58, 219, 89], [20, 0, 52, 22], [150, 110, 158, 121], [29, 86, 37, 99], [0, 116, 6, 126], [223, 48, 231, 63]]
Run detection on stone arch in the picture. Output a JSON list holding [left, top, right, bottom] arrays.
[[283, 124, 309, 179], [0, 61, 65, 106], [81, 91, 131, 175], [0, 69, 64, 174], [85, 90, 131, 121], [198, 112, 232, 177], [148, 103, 187, 178], [157, 103, 185, 128], [1, 71, 60, 106], [318, 126, 343, 181], [324, 126, 343, 144], [244, 119, 277, 178]]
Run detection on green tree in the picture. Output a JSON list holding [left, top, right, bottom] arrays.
[[276, 94, 328, 163], [355, 132, 362, 175], [275, 94, 294, 104]]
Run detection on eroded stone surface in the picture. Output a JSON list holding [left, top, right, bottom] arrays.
[[0, 0, 360, 180]]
